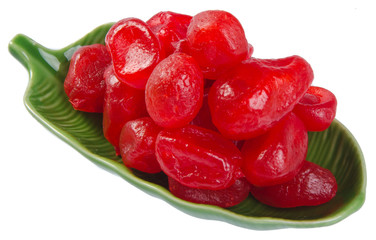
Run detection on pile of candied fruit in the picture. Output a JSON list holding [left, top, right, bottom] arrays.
[[64, 10, 338, 208]]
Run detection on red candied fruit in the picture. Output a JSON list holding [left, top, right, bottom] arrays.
[[145, 52, 204, 128], [64, 44, 111, 112], [209, 55, 314, 140], [293, 86, 337, 131], [168, 177, 250, 208], [105, 18, 164, 89], [155, 125, 243, 190], [119, 117, 162, 173], [249, 160, 337, 208], [103, 66, 148, 154], [241, 113, 308, 187], [186, 10, 248, 79], [147, 11, 192, 56]]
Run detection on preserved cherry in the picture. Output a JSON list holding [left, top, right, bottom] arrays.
[[155, 125, 243, 190], [145, 53, 204, 128], [249, 160, 337, 208], [209, 55, 314, 140], [63, 10, 338, 209], [105, 18, 164, 89], [64, 44, 111, 112], [186, 10, 248, 79], [119, 117, 162, 173], [241, 113, 308, 187], [103, 66, 148, 154], [147, 11, 192, 56], [168, 177, 250, 208], [293, 86, 337, 131]]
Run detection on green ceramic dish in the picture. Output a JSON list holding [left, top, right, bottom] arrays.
[[9, 23, 366, 230]]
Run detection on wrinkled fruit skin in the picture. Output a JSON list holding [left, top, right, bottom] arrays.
[[249, 160, 337, 208], [155, 125, 243, 190], [105, 18, 164, 89], [145, 53, 204, 128], [186, 10, 248, 79], [103, 66, 148, 154], [64, 44, 111, 112], [119, 117, 162, 173], [168, 177, 250, 208], [147, 11, 192, 56], [294, 86, 337, 131], [241, 113, 308, 187], [209, 55, 314, 140]]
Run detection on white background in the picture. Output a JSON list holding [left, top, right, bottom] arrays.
[[1, 0, 375, 239]]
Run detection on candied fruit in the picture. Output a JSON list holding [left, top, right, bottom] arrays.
[[186, 10, 248, 79], [241, 113, 308, 187], [145, 52, 204, 128], [294, 86, 337, 131], [209, 55, 314, 140], [169, 177, 250, 208], [155, 125, 243, 190], [249, 160, 337, 208], [64, 44, 111, 112], [119, 117, 162, 173], [103, 66, 148, 154], [105, 18, 164, 89], [147, 11, 192, 56]]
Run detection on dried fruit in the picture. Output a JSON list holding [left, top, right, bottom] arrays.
[[119, 117, 162, 173], [249, 161, 337, 208], [63, 10, 338, 209], [169, 177, 250, 208], [156, 125, 243, 190], [145, 53, 204, 128], [209, 55, 314, 140], [186, 10, 248, 79], [64, 44, 111, 112], [103, 66, 147, 154], [241, 113, 308, 187], [105, 18, 164, 89], [147, 11, 192, 56], [294, 86, 337, 131]]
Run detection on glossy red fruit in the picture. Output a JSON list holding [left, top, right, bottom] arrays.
[[186, 10, 248, 79], [119, 117, 162, 173], [209, 55, 314, 140], [145, 53, 204, 128], [147, 11, 192, 56], [293, 86, 337, 131], [64, 44, 111, 112], [103, 66, 148, 154], [241, 113, 308, 187], [105, 18, 164, 89], [155, 125, 243, 190], [249, 160, 337, 208], [168, 177, 250, 208]]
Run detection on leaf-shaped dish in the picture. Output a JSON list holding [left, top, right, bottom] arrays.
[[9, 23, 366, 230]]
